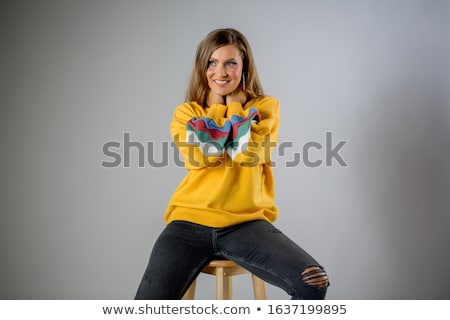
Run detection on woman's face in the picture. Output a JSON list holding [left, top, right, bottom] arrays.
[[206, 44, 243, 97]]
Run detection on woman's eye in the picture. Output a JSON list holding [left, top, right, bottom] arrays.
[[208, 60, 216, 67], [226, 61, 236, 67]]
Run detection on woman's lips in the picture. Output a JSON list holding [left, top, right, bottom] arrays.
[[214, 80, 229, 86]]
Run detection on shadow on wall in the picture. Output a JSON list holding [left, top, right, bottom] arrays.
[[358, 52, 450, 299]]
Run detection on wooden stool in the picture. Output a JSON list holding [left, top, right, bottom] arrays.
[[182, 259, 267, 300]]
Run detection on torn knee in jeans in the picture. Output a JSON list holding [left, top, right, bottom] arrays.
[[301, 266, 329, 289]]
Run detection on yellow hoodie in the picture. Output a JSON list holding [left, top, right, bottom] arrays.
[[164, 96, 280, 227]]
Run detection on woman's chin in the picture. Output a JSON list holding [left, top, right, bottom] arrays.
[[213, 89, 234, 97]]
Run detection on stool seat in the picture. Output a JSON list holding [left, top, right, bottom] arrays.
[[182, 259, 267, 300]]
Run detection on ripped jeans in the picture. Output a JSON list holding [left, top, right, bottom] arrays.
[[135, 220, 329, 300]]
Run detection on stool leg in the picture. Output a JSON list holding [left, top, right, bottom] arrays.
[[182, 279, 197, 300], [216, 267, 232, 299], [251, 274, 267, 300]]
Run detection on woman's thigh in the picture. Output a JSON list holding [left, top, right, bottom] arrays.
[[215, 220, 326, 298], [135, 221, 215, 299]]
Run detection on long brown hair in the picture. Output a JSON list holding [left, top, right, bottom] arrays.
[[185, 28, 265, 105]]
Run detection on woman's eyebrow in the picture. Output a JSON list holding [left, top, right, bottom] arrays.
[[209, 57, 238, 62]]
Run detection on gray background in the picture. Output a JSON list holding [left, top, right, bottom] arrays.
[[1, 0, 449, 299]]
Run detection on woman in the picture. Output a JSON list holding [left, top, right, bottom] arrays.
[[135, 28, 329, 299]]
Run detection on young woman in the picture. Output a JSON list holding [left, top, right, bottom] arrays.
[[135, 28, 329, 299]]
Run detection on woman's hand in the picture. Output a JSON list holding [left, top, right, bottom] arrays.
[[206, 87, 247, 106], [206, 90, 225, 106], [226, 88, 247, 105]]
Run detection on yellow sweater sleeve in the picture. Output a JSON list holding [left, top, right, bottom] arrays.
[[170, 102, 229, 169], [225, 96, 280, 166]]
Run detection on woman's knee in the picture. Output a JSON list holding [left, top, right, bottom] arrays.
[[301, 266, 329, 289], [289, 265, 329, 299]]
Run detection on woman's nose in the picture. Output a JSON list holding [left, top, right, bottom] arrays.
[[219, 64, 227, 76]]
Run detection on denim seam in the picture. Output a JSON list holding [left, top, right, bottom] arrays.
[[178, 256, 211, 300], [177, 224, 216, 299], [211, 228, 219, 254]]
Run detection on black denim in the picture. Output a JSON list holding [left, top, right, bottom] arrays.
[[135, 220, 328, 299]]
